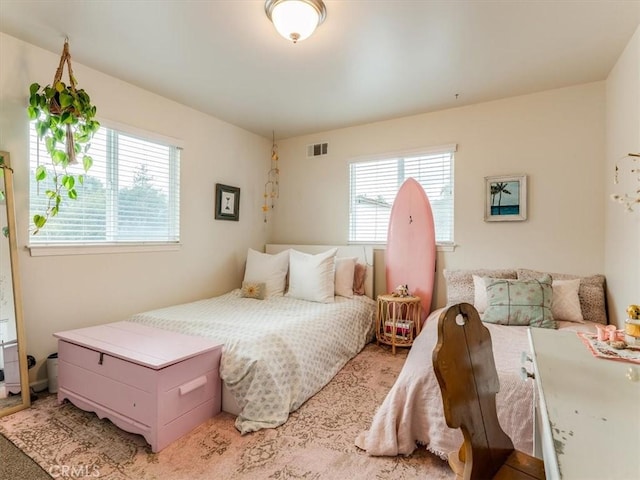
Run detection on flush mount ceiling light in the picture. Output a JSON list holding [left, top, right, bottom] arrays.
[[265, 0, 327, 43]]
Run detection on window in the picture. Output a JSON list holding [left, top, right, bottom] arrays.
[[29, 122, 181, 247], [349, 145, 455, 245]]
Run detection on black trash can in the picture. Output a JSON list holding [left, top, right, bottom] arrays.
[[47, 352, 58, 394]]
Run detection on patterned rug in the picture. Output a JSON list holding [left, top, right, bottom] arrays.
[[0, 343, 451, 479]]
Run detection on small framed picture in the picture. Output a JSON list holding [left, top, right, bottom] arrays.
[[484, 174, 527, 222], [215, 183, 240, 221]]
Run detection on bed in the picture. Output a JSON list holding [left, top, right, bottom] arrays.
[[129, 244, 377, 434], [355, 267, 607, 459]]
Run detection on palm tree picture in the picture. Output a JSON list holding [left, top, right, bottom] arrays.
[[490, 182, 515, 215], [485, 175, 527, 221]]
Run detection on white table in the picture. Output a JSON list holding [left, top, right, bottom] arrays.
[[528, 328, 640, 480]]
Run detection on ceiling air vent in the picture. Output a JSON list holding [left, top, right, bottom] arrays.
[[307, 142, 328, 158]]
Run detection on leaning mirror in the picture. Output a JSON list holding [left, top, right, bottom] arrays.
[[0, 151, 30, 417]]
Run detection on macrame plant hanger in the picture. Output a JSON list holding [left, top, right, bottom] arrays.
[[50, 38, 78, 164]]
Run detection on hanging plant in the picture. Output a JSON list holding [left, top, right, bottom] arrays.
[[27, 39, 100, 234]]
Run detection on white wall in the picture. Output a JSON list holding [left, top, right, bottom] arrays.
[[273, 83, 606, 309], [0, 33, 272, 380], [605, 26, 640, 327]]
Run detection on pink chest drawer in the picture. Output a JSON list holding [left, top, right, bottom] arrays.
[[55, 322, 223, 452]]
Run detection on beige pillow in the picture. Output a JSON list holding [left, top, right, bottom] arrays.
[[243, 248, 290, 297], [472, 275, 489, 313], [286, 248, 337, 303], [335, 257, 357, 298], [552, 279, 583, 323], [240, 281, 266, 300], [443, 269, 518, 306], [517, 269, 607, 324]]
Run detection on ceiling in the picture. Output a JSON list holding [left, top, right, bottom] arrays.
[[1, 1, 638, 140]]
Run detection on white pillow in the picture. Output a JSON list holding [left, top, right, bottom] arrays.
[[552, 278, 584, 323], [335, 257, 357, 298], [243, 248, 290, 297], [287, 248, 337, 303], [472, 275, 489, 313]]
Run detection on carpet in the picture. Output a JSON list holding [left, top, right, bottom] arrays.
[[0, 433, 50, 480], [0, 343, 451, 479]]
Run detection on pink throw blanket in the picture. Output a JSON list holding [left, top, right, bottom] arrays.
[[355, 308, 596, 458]]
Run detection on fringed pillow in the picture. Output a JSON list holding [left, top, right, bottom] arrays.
[[443, 269, 518, 305]]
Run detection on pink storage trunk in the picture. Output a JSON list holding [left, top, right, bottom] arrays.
[[54, 321, 223, 452]]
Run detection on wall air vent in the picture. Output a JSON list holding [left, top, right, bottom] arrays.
[[307, 142, 328, 158]]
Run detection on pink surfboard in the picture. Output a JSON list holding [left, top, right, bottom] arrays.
[[386, 178, 436, 323]]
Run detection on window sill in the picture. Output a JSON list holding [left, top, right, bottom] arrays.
[[27, 242, 181, 257], [349, 242, 457, 252]]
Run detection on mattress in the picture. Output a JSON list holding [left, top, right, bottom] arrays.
[[129, 289, 376, 434]]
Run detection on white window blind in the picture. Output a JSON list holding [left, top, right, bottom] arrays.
[[29, 123, 181, 245], [349, 145, 455, 244]]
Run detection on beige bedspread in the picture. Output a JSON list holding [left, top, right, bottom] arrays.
[[355, 308, 596, 458], [131, 290, 376, 434]]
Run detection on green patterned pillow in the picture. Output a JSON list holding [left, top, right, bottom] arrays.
[[482, 274, 555, 328]]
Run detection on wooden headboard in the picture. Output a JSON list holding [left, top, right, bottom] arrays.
[[265, 244, 375, 299]]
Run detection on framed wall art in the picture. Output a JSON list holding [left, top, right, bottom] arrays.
[[484, 174, 527, 222], [215, 183, 240, 221]]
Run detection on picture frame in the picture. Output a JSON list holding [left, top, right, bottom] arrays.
[[215, 183, 240, 221], [484, 174, 527, 222]]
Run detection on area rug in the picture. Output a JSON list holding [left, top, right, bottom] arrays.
[[0, 343, 451, 479]]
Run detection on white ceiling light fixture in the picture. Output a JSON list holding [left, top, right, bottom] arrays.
[[265, 0, 327, 44]]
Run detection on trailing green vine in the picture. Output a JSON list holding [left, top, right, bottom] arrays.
[[26, 40, 100, 234]]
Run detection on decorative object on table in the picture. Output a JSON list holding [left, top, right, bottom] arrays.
[[624, 304, 640, 346], [392, 284, 409, 297], [611, 153, 640, 212], [375, 294, 422, 354], [578, 331, 640, 364], [263, 131, 279, 223], [386, 178, 436, 323], [27, 38, 100, 234], [215, 183, 240, 221], [595, 323, 620, 342], [484, 174, 527, 222]]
